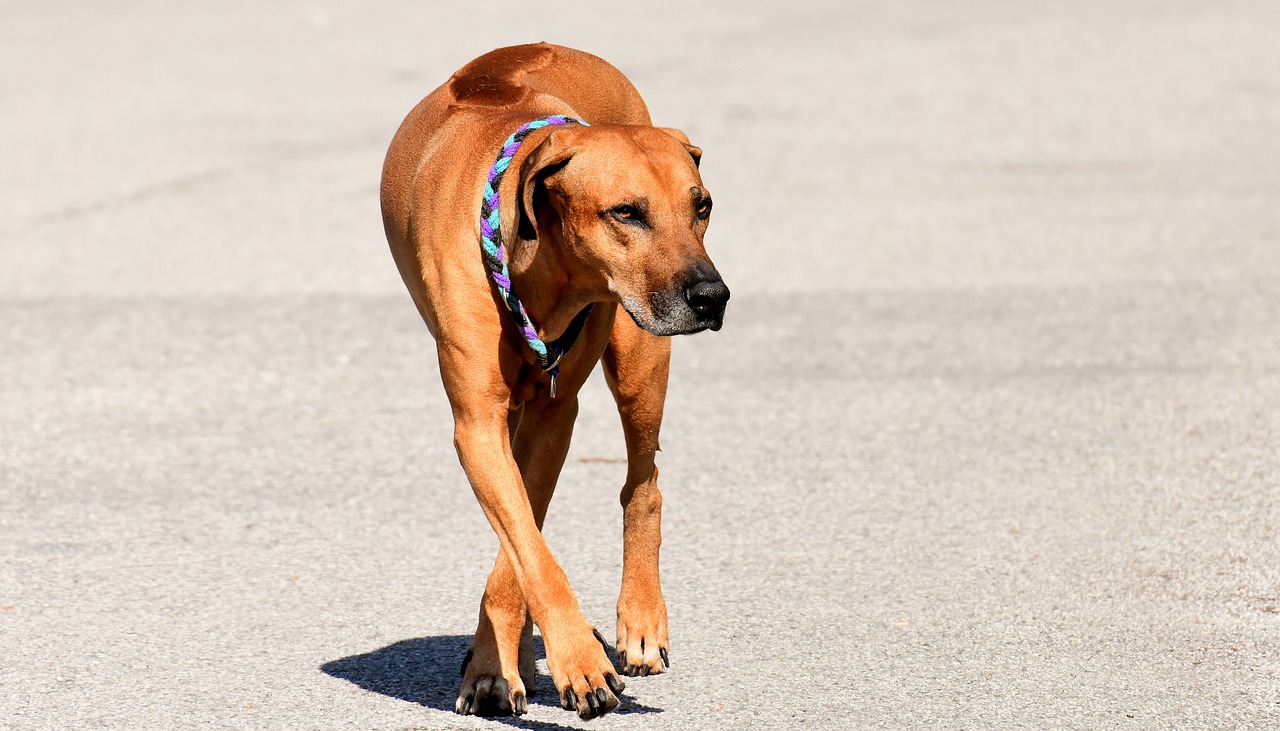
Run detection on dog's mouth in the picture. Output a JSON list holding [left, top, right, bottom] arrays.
[[619, 284, 729, 337]]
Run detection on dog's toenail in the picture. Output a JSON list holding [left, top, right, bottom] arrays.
[[606, 673, 625, 694]]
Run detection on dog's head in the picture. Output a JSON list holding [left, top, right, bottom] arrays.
[[514, 124, 729, 335]]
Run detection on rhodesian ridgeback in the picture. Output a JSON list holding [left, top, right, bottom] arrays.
[[380, 43, 728, 720]]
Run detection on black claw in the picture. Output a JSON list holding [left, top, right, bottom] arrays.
[[585, 686, 600, 715], [618, 650, 627, 668], [639, 664, 650, 677], [660, 647, 670, 668], [595, 687, 609, 707], [606, 673, 625, 694], [593, 628, 610, 653], [475, 694, 501, 717], [512, 691, 527, 716], [562, 687, 578, 711], [459, 648, 473, 677]]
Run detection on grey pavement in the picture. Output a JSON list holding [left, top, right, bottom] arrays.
[[2, 2, 1279, 729]]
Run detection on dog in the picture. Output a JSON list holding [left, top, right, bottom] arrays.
[[380, 43, 728, 720]]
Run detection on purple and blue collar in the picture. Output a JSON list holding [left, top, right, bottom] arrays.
[[478, 114, 592, 398]]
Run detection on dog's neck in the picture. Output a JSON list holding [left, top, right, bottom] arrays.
[[480, 113, 597, 362], [507, 232, 599, 344]]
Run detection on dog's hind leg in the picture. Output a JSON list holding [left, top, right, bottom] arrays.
[[602, 311, 672, 677], [457, 552, 532, 717], [457, 397, 577, 716], [456, 407, 542, 717]]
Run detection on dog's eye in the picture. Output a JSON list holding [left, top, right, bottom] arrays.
[[610, 205, 644, 224], [696, 198, 713, 220]]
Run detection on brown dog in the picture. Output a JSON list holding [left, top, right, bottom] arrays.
[[380, 43, 728, 720]]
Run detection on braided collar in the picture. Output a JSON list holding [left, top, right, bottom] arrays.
[[479, 114, 592, 398]]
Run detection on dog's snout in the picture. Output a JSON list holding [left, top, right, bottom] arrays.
[[684, 278, 730, 320]]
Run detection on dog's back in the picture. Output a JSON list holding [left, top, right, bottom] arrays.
[[447, 44, 652, 125], [380, 44, 651, 327]]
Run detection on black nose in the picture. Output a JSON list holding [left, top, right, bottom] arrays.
[[684, 278, 731, 320]]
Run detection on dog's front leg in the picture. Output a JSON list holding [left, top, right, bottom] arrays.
[[459, 396, 589, 716], [450, 395, 624, 719], [603, 315, 673, 677]]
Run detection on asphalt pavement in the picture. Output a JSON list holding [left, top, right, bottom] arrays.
[[2, 2, 1278, 729]]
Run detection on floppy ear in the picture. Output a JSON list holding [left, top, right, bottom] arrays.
[[657, 127, 702, 167], [509, 128, 577, 242]]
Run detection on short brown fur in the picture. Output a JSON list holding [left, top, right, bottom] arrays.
[[380, 43, 726, 721]]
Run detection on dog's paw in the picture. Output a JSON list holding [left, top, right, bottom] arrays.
[[455, 674, 528, 717], [616, 593, 669, 677], [546, 626, 625, 720], [455, 644, 530, 717]]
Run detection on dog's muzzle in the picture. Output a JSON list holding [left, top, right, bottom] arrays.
[[627, 263, 730, 336], [682, 276, 730, 331]]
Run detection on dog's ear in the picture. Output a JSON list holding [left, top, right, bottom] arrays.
[[511, 128, 577, 242], [657, 127, 702, 168]]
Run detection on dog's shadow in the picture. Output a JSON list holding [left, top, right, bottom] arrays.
[[321, 635, 661, 728]]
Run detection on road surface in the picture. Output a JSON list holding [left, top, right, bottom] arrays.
[[2, 2, 1278, 728]]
